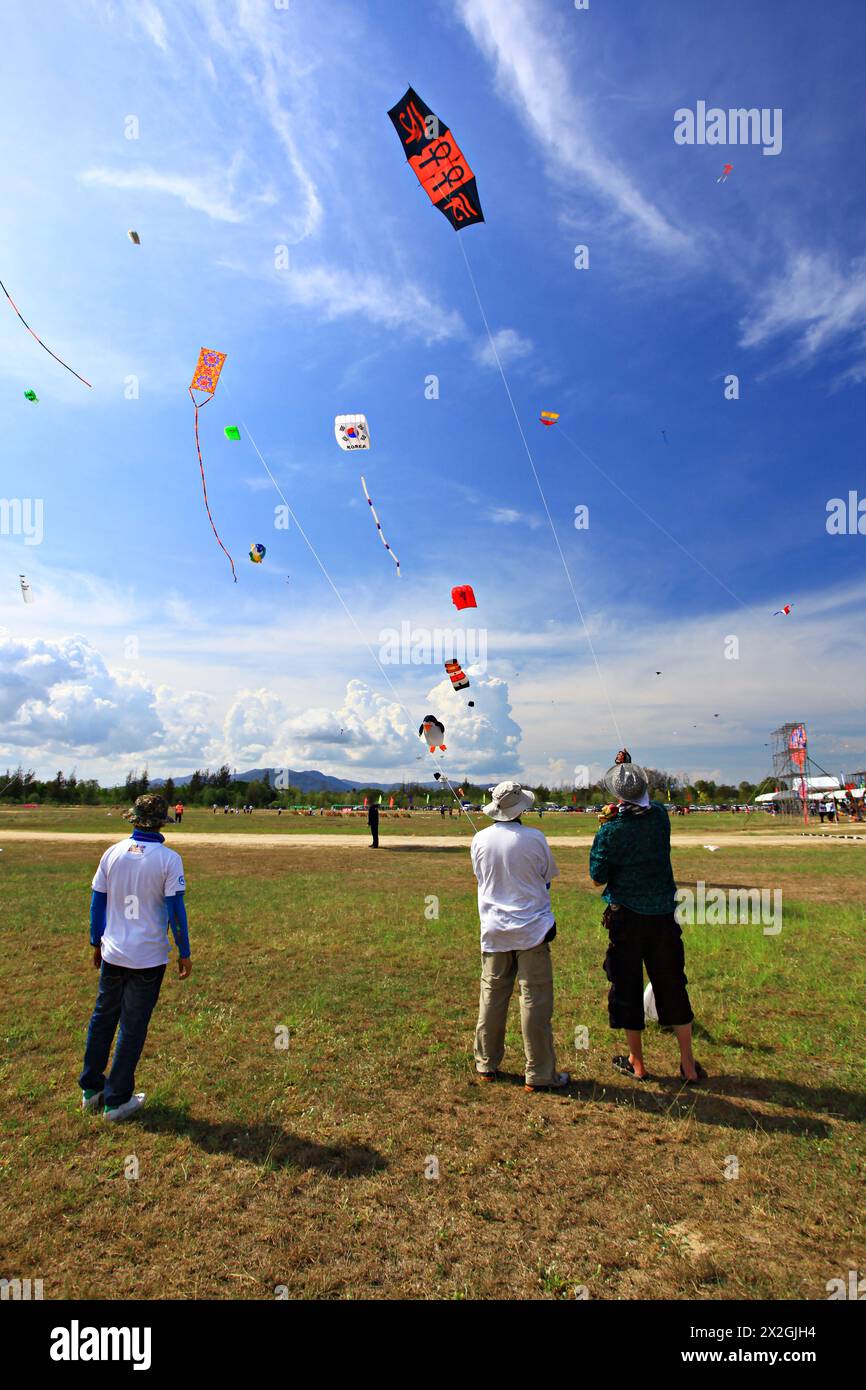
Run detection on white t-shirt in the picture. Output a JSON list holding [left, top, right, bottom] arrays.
[[92, 837, 185, 969], [470, 821, 559, 953]]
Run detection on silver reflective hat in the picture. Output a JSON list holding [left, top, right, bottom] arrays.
[[603, 762, 649, 803], [482, 780, 535, 822]]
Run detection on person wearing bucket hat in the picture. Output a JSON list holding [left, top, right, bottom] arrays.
[[470, 782, 569, 1093], [78, 793, 193, 1122], [589, 760, 705, 1085]]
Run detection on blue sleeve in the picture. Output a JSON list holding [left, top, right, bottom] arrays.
[[165, 893, 191, 957], [90, 890, 107, 946], [589, 830, 611, 885]]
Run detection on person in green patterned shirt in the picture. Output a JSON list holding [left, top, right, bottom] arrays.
[[590, 761, 705, 1085]]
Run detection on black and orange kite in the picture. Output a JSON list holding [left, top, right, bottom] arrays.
[[387, 87, 484, 231]]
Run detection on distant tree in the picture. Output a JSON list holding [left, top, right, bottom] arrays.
[[164, 777, 176, 804], [212, 764, 233, 789], [187, 770, 204, 798]]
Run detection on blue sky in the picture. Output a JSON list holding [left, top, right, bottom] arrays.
[[1, 0, 865, 787]]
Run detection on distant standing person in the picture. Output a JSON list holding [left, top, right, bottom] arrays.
[[471, 782, 569, 1093], [590, 762, 704, 1085], [174, 801, 184, 824], [79, 794, 192, 1122], [368, 800, 379, 848]]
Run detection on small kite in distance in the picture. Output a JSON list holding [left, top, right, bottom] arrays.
[[224, 425, 241, 441], [23, 390, 38, 402], [773, 604, 793, 616], [540, 411, 559, 427], [0, 275, 92, 388], [249, 543, 266, 564], [19, 574, 33, 603], [128, 230, 141, 245], [189, 347, 236, 582], [717, 163, 733, 183], [451, 584, 477, 610]]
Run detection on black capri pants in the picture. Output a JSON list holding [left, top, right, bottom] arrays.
[[602, 904, 693, 1030]]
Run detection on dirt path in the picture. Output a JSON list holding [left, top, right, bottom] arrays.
[[0, 830, 862, 849]]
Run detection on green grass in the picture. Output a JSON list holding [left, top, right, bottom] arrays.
[[0, 836, 864, 1299], [0, 803, 851, 838]]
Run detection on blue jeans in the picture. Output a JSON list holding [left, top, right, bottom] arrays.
[[79, 961, 166, 1108]]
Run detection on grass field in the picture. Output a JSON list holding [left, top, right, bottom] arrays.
[[1, 818, 864, 1300], [1, 803, 860, 838]]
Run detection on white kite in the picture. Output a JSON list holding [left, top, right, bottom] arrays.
[[334, 414, 370, 451], [19, 574, 33, 603]]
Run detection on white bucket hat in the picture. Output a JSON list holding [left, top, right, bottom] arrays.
[[483, 780, 535, 822]]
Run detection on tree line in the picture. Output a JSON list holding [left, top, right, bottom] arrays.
[[0, 764, 763, 809]]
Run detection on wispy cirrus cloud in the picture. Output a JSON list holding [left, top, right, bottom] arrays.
[[487, 506, 543, 529], [455, 0, 691, 252], [133, 0, 168, 52], [79, 157, 276, 224], [739, 251, 866, 378]]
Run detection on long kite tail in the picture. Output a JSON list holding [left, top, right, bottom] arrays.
[[360, 475, 401, 576], [0, 275, 92, 388], [190, 390, 237, 582]]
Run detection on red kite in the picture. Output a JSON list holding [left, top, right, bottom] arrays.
[[451, 584, 477, 610]]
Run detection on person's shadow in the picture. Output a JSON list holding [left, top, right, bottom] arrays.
[[139, 1105, 386, 1177]]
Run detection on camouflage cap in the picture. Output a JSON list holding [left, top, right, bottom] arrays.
[[124, 792, 170, 828]]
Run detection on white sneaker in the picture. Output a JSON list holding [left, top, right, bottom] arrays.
[[81, 1089, 104, 1111], [104, 1092, 145, 1122]]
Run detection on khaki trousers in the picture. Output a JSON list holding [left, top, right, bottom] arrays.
[[473, 939, 558, 1086]]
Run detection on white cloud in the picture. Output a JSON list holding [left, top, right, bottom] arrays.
[[487, 506, 544, 530], [135, 1, 168, 52], [455, 0, 691, 251], [474, 327, 533, 369], [739, 251, 866, 372], [273, 262, 465, 344], [79, 160, 275, 225]]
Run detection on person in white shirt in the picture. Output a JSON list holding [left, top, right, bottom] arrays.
[[470, 781, 569, 1092], [79, 793, 192, 1122]]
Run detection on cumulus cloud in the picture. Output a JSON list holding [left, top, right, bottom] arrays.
[[0, 634, 214, 766], [220, 674, 522, 778]]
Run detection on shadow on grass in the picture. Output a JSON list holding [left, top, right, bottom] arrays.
[[473, 1072, 859, 1135], [139, 1105, 387, 1177], [561, 1073, 865, 1134]]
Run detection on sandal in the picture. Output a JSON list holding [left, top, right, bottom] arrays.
[[679, 1061, 708, 1085], [612, 1055, 651, 1081], [476, 1070, 499, 1083]]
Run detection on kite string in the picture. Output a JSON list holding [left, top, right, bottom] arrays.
[[557, 424, 751, 613], [456, 235, 624, 749], [190, 389, 237, 583], [235, 413, 478, 832], [0, 275, 92, 388]]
